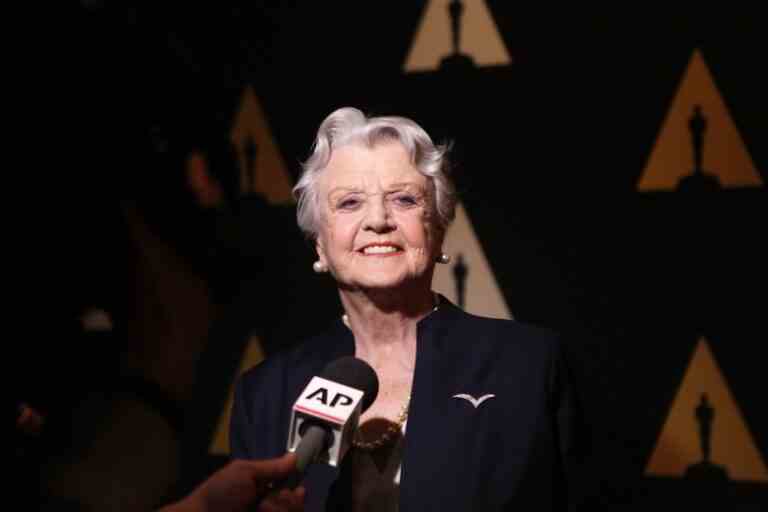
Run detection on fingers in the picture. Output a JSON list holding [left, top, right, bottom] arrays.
[[244, 453, 298, 482], [258, 486, 305, 512]]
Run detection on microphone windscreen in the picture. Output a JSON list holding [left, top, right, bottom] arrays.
[[320, 356, 379, 412]]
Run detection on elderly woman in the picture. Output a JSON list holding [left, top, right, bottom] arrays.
[[230, 107, 581, 511]]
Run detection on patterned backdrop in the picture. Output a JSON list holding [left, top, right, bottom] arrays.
[[25, 2, 766, 510]]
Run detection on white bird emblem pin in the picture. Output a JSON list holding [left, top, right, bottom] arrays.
[[452, 393, 496, 408]]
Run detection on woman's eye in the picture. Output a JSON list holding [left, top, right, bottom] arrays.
[[394, 194, 418, 206], [338, 198, 360, 209]]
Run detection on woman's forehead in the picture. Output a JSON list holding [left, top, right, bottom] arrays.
[[321, 142, 426, 191]]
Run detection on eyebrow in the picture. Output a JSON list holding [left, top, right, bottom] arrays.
[[327, 183, 424, 195], [327, 187, 364, 197], [385, 182, 424, 192]]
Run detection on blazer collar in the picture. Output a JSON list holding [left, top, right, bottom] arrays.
[[294, 294, 462, 390], [319, 292, 462, 357]]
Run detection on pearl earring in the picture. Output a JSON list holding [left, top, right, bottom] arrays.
[[313, 261, 326, 273], [437, 253, 451, 264]]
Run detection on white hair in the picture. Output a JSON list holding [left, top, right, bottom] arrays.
[[293, 107, 456, 239]]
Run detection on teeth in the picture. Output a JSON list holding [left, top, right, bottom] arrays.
[[363, 245, 399, 254]]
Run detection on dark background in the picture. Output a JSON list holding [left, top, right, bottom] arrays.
[[19, 2, 767, 510]]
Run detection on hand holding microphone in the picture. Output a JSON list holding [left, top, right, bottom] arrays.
[[158, 454, 303, 512], [162, 357, 378, 511]]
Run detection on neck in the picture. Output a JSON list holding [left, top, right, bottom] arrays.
[[339, 282, 436, 365]]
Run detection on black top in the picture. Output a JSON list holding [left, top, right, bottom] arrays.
[[332, 434, 405, 511]]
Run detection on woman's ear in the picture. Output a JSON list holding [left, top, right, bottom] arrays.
[[315, 237, 328, 266], [434, 229, 447, 255]]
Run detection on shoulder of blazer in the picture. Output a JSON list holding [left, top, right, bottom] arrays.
[[437, 304, 561, 359]]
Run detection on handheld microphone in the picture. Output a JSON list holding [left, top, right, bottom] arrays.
[[287, 356, 379, 472], [254, 357, 378, 504]]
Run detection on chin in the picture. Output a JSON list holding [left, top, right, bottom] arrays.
[[353, 269, 433, 293], [353, 275, 408, 291]]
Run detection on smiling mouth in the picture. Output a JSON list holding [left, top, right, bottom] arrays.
[[359, 244, 403, 255]]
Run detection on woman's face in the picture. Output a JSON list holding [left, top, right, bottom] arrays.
[[315, 140, 441, 292]]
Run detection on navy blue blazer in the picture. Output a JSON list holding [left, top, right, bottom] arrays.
[[230, 298, 581, 511]]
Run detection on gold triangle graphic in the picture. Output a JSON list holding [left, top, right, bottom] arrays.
[[637, 50, 763, 191], [209, 335, 266, 455], [404, 0, 512, 72], [645, 338, 768, 481], [432, 202, 512, 319], [231, 87, 295, 203]]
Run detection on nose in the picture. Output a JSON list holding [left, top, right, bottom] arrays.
[[363, 195, 395, 233]]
